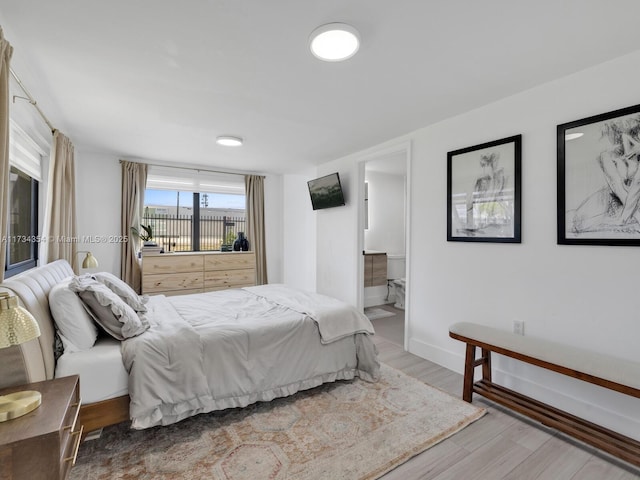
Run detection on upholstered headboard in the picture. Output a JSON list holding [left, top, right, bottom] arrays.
[[0, 260, 74, 388]]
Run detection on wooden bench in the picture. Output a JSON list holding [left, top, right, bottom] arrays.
[[449, 322, 640, 467]]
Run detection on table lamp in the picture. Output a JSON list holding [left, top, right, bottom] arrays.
[[0, 292, 42, 422], [78, 251, 99, 269]]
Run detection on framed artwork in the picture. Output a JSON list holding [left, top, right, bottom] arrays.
[[447, 135, 521, 243], [557, 104, 640, 246]]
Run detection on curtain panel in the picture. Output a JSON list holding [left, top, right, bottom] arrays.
[[0, 29, 13, 281], [245, 174, 267, 285], [44, 131, 77, 270], [121, 160, 147, 293]]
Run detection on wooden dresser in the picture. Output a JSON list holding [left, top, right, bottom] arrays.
[[0, 375, 82, 480], [142, 251, 257, 296], [363, 252, 387, 287]]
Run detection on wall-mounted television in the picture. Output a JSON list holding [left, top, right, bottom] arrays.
[[307, 172, 346, 210]]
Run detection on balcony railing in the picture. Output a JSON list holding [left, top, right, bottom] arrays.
[[142, 214, 246, 252]]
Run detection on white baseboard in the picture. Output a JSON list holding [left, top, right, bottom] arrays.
[[493, 367, 640, 442], [364, 286, 389, 308], [407, 337, 640, 442], [408, 337, 462, 374]]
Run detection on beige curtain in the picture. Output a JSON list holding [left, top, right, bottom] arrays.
[[121, 160, 147, 293], [44, 131, 77, 270], [0, 30, 12, 281], [245, 175, 267, 285]]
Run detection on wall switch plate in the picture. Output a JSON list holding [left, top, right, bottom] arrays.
[[513, 320, 525, 336]]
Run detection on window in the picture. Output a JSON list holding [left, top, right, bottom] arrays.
[[5, 121, 43, 278], [5, 166, 38, 276], [143, 167, 245, 252]]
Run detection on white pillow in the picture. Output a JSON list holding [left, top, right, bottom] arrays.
[[92, 271, 148, 312], [48, 278, 99, 352]]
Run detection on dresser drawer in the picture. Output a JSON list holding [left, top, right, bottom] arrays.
[[204, 268, 256, 290], [0, 375, 81, 480], [142, 272, 204, 294], [59, 382, 82, 479], [204, 252, 256, 271], [143, 254, 203, 274]]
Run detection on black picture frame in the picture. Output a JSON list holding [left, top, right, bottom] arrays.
[[557, 104, 640, 246], [447, 135, 522, 243]]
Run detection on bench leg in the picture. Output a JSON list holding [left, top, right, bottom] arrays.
[[462, 345, 492, 402], [482, 348, 492, 382], [463, 343, 476, 402]]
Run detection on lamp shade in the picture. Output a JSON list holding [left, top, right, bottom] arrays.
[[81, 252, 99, 269], [0, 293, 40, 349], [0, 292, 43, 422]]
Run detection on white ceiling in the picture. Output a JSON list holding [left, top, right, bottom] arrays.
[[2, 1, 640, 175]]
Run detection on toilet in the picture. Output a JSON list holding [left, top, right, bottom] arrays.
[[387, 255, 406, 310], [392, 278, 406, 309]]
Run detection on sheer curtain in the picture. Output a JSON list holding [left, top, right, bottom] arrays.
[[43, 131, 77, 269], [121, 160, 147, 293], [0, 29, 12, 281], [245, 174, 267, 285]]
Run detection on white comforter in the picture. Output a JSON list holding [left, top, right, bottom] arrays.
[[121, 285, 380, 429]]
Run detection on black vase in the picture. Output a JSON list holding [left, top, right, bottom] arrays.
[[233, 232, 249, 251]]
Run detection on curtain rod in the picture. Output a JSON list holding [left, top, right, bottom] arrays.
[[120, 159, 264, 178], [9, 67, 55, 134]]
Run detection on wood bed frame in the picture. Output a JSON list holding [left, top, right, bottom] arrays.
[[0, 260, 132, 436], [78, 395, 130, 434], [449, 322, 640, 468]]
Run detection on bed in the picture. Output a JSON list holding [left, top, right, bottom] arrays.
[[0, 260, 380, 432]]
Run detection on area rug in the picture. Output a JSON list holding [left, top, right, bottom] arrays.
[[364, 308, 396, 320], [70, 364, 485, 480]]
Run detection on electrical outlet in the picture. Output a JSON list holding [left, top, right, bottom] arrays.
[[513, 320, 525, 336]]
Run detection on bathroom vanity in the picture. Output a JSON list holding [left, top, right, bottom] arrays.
[[363, 251, 387, 287]]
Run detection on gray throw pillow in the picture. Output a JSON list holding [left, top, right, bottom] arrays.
[[71, 276, 149, 340], [92, 271, 148, 312]]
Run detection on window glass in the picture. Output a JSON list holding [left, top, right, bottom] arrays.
[[6, 166, 38, 276], [143, 188, 246, 252]]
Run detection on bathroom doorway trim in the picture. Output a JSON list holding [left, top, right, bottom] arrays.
[[355, 139, 412, 351]]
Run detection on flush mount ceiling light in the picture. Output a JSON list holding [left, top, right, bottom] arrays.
[[309, 23, 360, 62], [216, 135, 243, 147]]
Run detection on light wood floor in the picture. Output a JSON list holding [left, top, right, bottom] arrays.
[[370, 313, 640, 480]]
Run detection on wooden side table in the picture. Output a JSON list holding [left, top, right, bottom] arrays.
[[0, 375, 82, 480]]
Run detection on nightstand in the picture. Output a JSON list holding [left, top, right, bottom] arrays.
[[0, 375, 82, 480]]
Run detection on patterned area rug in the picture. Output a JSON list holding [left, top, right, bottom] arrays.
[[71, 364, 485, 480]]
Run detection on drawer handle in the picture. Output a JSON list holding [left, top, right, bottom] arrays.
[[63, 397, 82, 431], [64, 425, 84, 466]]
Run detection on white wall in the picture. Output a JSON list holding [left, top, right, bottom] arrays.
[[75, 150, 121, 274], [364, 170, 405, 255], [74, 152, 284, 282], [282, 172, 317, 290], [303, 50, 640, 440], [315, 161, 362, 304], [263, 174, 283, 284]]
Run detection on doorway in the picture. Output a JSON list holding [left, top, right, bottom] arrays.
[[357, 142, 410, 350]]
